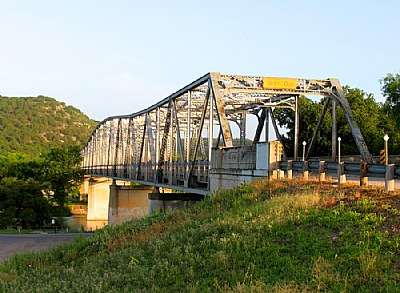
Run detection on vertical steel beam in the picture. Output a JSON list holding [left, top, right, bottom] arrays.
[[124, 118, 133, 178], [188, 88, 210, 180], [156, 102, 172, 182], [332, 97, 337, 161], [172, 101, 185, 163], [270, 109, 287, 161], [169, 106, 174, 184], [89, 138, 95, 173], [156, 107, 160, 163], [239, 112, 246, 146], [186, 91, 191, 183], [265, 109, 269, 142], [208, 87, 213, 165], [136, 117, 147, 180], [107, 121, 114, 176], [294, 95, 299, 161], [146, 113, 157, 181]]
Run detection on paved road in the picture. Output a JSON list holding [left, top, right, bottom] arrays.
[[0, 233, 93, 263]]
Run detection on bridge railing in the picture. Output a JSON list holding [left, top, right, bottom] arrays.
[[278, 160, 399, 191], [83, 159, 209, 191]]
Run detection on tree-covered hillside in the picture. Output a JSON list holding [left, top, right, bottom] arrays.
[[0, 95, 98, 156]]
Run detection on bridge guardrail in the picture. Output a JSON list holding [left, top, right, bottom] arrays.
[[325, 162, 338, 173], [292, 161, 304, 170], [344, 163, 361, 175], [308, 161, 320, 171], [394, 166, 400, 179], [277, 160, 399, 191], [367, 164, 386, 178]]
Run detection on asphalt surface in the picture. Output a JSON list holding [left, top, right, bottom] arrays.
[[0, 233, 93, 263]]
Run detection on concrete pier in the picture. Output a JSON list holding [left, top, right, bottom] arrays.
[[87, 178, 112, 221], [108, 182, 153, 225]]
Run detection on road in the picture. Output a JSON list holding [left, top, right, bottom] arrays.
[[0, 233, 93, 263]]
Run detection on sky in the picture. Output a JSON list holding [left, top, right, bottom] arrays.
[[1, 0, 399, 122]]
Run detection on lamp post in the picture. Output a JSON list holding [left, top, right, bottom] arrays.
[[384, 134, 389, 165], [302, 141, 307, 161], [337, 137, 341, 164]]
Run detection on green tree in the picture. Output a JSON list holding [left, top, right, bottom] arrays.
[[274, 96, 332, 157], [0, 95, 98, 157], [41, 146, 83, 208], [0, 177, 50, 228], [381, 73, 400, 128], [274, 87, 390, 158], [381, 73, 400, 153]]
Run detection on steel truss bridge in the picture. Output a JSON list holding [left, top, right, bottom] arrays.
[[82, 72, 372, 194]]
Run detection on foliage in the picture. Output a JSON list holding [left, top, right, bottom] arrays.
[[40, 146, 84, 207], [274, 87, 398, 157], [0, 177, 49, 229], [1, 180, 399, 291], [0, 146, 83, 228], [0, 95, 97, 157], [381, 73, 400, 128]]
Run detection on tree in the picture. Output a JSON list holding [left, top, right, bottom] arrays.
[[40, 146, 83, 208], [274, 87, 391, 158], [274, 96, 332, 157], [0, 177, 50, 229], [381, 73, 400, 128]]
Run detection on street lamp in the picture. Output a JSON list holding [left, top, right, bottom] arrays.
[[337, 137, 342, 164], [302, 141, 307, 161], [384, 134, 389, 165]]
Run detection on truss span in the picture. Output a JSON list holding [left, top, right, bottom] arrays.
[[82, 72, 372, 193]]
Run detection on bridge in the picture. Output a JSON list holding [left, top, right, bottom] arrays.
[[81, 72, 394, 225], [82, 72, 374, 195]]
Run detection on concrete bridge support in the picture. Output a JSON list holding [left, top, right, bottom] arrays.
[[85, 177, 206, 227], [87, 177, 113, 221], [108, 182, 153, 225]]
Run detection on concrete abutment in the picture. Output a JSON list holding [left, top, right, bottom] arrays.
[[85, 177, 206, 226]]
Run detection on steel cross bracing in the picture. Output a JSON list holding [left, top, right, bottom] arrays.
[[82, 72, 373, 194]]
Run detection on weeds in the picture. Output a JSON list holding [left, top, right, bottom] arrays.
[[0, 180, 399, 292]]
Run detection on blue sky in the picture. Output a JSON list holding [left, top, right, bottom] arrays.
[[1, 0, 399, 121]]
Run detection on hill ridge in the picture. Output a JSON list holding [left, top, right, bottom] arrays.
[[0, 95, 98, 156]]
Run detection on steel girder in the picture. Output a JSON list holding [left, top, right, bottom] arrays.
[[82, 72, 373, 193]]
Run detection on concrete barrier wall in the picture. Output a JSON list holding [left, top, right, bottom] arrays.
[[209, 141, 282, 193]]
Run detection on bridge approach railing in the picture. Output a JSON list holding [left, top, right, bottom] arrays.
[[279, 160, 399, 191]]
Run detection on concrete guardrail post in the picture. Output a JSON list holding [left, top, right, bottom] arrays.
[[277, 166, 284, 179], [318, 161, 326, 182], [303, 161, 309, 180], [338, 162, 346, 185], [385, 164, 395, 192], [360, 163, 368, 187], [287, 160, 293, 180]]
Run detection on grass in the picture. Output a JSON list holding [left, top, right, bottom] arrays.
[[0, 229, 35, 234], [0, 179, 399, 292]]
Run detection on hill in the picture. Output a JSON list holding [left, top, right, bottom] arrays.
[[0, 180, 399, 291], [0, 95, 98, 156]]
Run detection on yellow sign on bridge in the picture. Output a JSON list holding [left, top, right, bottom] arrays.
[[263, 77, 297, 90]]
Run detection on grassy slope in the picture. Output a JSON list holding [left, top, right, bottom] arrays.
[[0, 180, 400, 292]]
